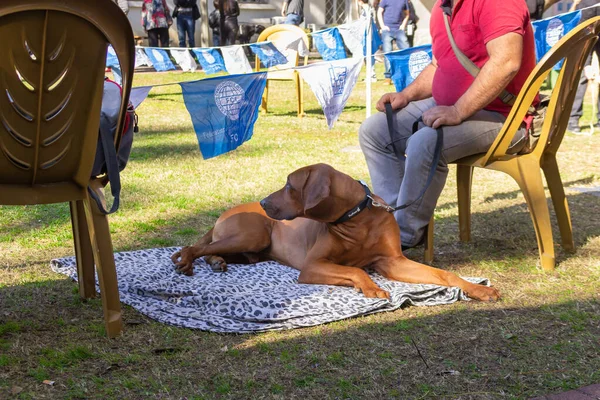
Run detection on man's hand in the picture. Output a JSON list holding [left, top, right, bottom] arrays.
[[281, 3, 287, 16], [376, 92, 409, 112], [381, 25, 390, 31], [422, 105, 463, 129]]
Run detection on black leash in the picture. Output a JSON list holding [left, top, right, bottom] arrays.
[[384, 102, 444, 212]]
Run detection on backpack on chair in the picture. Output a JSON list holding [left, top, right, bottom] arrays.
[[89, 77, 138, 214]]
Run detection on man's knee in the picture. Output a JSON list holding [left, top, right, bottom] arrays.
[[359, 113, 387, 148]]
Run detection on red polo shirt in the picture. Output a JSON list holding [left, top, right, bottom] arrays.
[[430, 0, 537, 116]]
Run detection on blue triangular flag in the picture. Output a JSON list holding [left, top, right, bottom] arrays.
[[192, 48, 227, 75], [532, 10, 581, 70], [143, 48, 176, 72], [249, 42, 288, 68], [364, 21, 382, 56], [385, 45, 432, 92], [179, 72, 268, 159], [106, 45, 120, 68], [312, 27, 347, 61]]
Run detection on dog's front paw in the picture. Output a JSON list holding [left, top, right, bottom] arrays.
[[466, 285, 501, 302], [171, 246, 196, 276]]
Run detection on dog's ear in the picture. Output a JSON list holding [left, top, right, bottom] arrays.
[[302, 169, 331, 213]]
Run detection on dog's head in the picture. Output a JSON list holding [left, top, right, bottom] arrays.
[[260, 163, 361, 222]]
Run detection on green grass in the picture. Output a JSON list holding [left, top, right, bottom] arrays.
[[1, 65, 600, 399]]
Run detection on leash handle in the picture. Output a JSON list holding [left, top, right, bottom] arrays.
[[384, 103, 443, 212]]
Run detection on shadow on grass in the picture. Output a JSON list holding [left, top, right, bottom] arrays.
[[0, 277, 598, 399]]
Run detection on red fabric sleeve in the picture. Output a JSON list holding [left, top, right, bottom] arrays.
[[477, 0, 528, 44]]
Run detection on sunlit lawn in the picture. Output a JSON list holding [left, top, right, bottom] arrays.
[[1, 65, 599, 399]]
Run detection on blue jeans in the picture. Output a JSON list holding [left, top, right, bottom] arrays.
[[177, 13, 196, 47], [285, 13, 302, 26], [382, 28, 410, 78], [359, 98, 526, 247]]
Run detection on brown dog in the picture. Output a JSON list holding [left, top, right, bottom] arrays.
[[171, 164, 500, 301]]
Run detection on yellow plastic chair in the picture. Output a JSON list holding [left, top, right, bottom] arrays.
[[424, 17, 600, 271], [0, 0, 135, 337], [255, 24, 309, 117]]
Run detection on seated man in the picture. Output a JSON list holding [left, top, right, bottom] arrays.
[[359, 0, 537, 249]]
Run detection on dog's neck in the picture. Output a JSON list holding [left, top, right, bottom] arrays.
[[331, 180, 373, 224]]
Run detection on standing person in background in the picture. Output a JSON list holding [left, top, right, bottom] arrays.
[[141, 0, 173, 48], [282, 0, 304, 26], [113, 0, 129, 14], [110, 0, 129, 85], [378, 0, 410, 85], [221, 0, 240, 46], [568, 0, 600, 134], [209, 0, 221, 46], [357, 0, 378, 82], [173, 0, 201, 48], [405, 0, 419, 47]]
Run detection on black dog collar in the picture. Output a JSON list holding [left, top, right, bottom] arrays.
[[332, 180, 373, 224]]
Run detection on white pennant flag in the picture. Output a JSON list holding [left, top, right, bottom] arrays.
[[296, 57, 363, 129], [280, 37, 309, 57], [170, 49, 197, 72], [135, 48, 153, 68], [221, 45, 253, 74], [337, 19, 367, 58]]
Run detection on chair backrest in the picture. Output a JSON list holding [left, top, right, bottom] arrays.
[[0, 0, 134, 205], [480, 16, 600, 166], [255, 24, 309, 72]]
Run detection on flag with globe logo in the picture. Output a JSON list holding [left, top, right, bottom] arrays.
[[312, 28, 347, 61], [385, 45, 432, 92], [532, 10, 581, 70], [143, 48, 176, 72], [192, 48, 227, 75], [249, 42, 288, 68], [179, 72, 268, 159]]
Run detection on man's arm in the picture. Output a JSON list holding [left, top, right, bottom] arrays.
[[376, 56, 437, 111], [421, 32, 523, 128], [377, 6, 389, 31], [282, 0, 290, 17]]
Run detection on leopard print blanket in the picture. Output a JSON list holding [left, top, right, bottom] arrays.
[[51, 247, 489, 333]]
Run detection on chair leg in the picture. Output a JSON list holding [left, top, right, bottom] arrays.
[[506, 158, 556, 271], [261, 80, 269, 114], [82, 197, 123, 338], [542, 155, 574, 252], [296, 74, 304, 118], [456, 165, 474, 242], [423, 215, 434, 265], [69, 200, 96, 299]]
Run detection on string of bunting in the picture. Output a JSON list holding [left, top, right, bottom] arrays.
[[117, 7, 591, 159]]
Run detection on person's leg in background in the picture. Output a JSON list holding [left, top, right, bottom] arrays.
[[381, 29, 394, 82], [177, 17, 187, 47], [394, 27, 410, 50], [186, 14, 196, 48], [568, 54, 592, 133], [147, 28, 159, 47], [158, 27, 170, 47]]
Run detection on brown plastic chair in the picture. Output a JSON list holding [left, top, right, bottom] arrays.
[[255, 24, 309, 117], [424, 17, 600, 271], [0, 0, 135, 337]]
